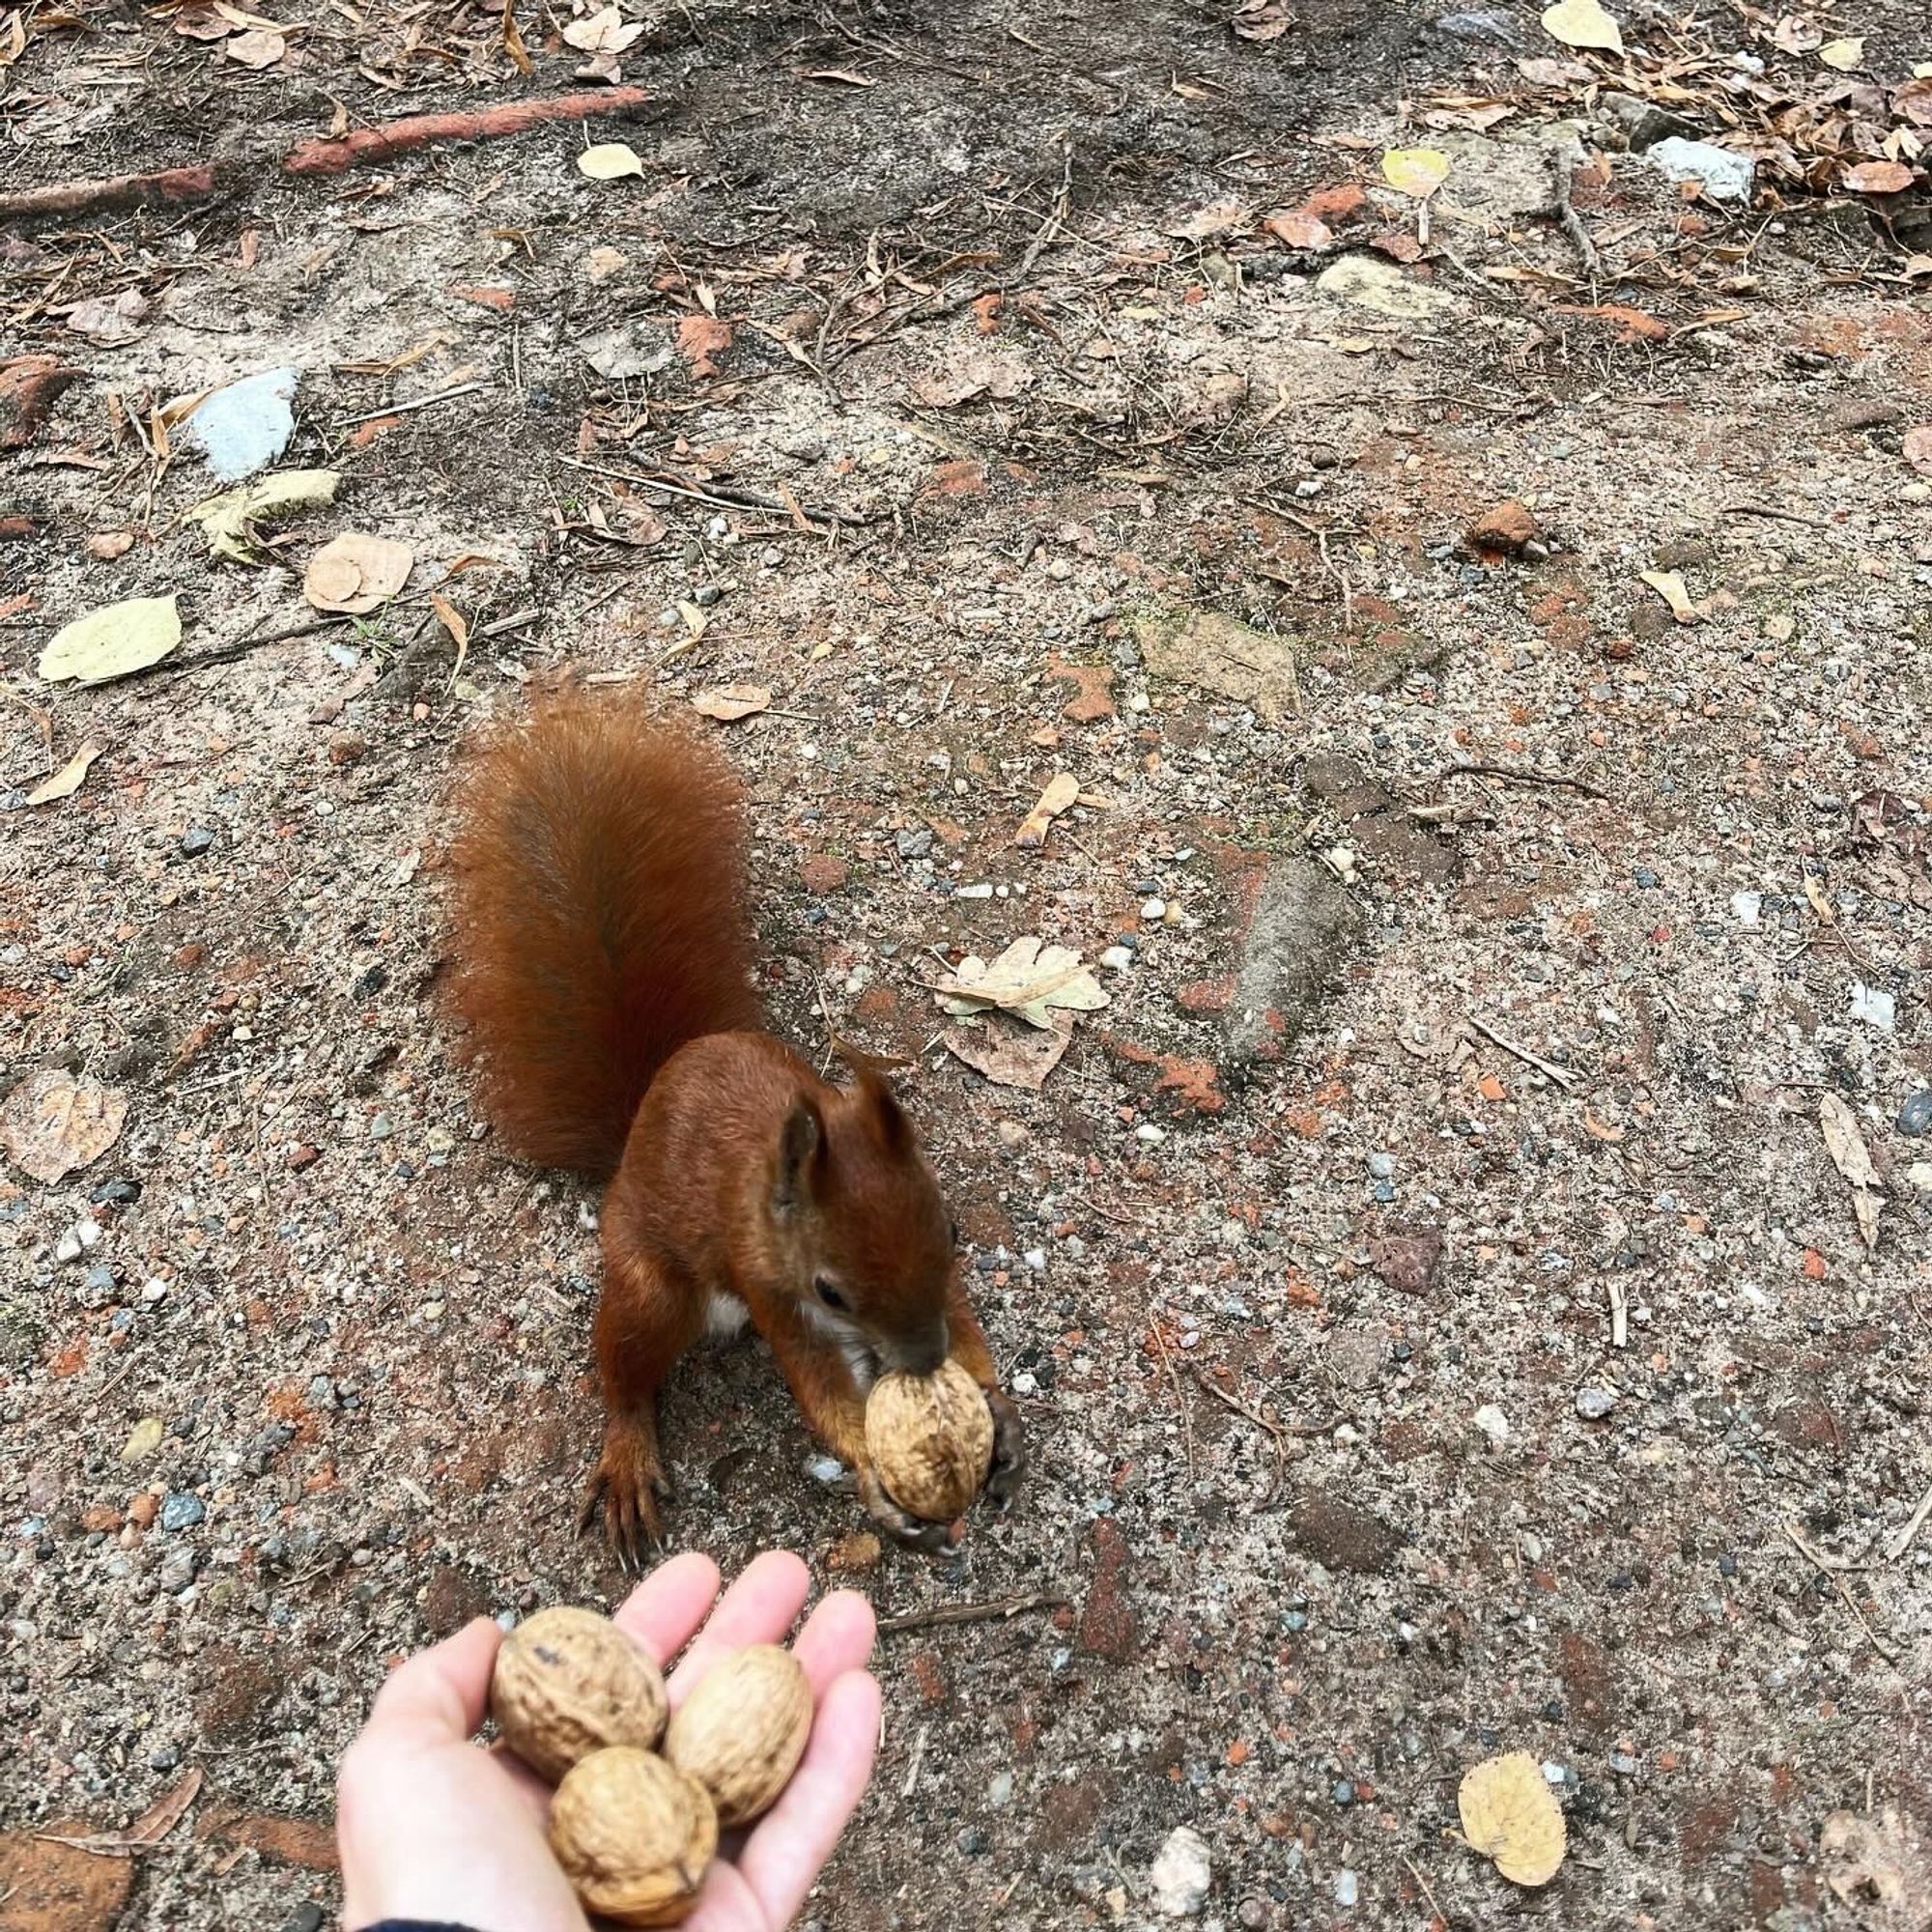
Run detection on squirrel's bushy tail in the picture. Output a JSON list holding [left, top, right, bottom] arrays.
[[445, 696, 762, 1177]]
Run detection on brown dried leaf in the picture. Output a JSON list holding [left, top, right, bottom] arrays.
[[692, 683, 771, 722], [1818, 1093, 1882, 1250], [225, 25, 285, 65], [24, 739, 100, 806], [303, 532, 412, 613], [1262, 211, 1334, 249], [1842, 159, 1914, 193], [942, 1010, 1074, 1091], [1, 1067, 129, 1184], [1904, 425, 1932, 476], [1013, 772, 1079, 848], [676, 314, 733, 378], [1458, 1751, 1566, 1887]]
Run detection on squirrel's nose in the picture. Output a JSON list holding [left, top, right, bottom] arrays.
[[894, 1323, 949, 1378]]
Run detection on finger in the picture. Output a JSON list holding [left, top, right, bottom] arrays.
[[668, 1550, 810, 1705], [611, 1550, 723, 1669], [365, 1617, 501, 1744], [729, 1669, 882, 1929], [787, 1589, 876, 1701]]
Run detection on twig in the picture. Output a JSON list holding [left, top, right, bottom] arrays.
[[146, 615, 356, 683], [1440, 759, 1605, 798], [1191, 1368, 1286, 1503], [1550, 156, 1600, 277], [333, 381, 491, 429], [901, 1723, 929, 1798], [1464, 1014, 1578, 1092], [0, 164, 219, 223], [876, 1589, 1068, 1635], [0, 90, 654, 225], [1722, 500, 1826, 528], [1150, 1321, 1196, 1476], [1783, 1521, 1900, 1663], [556, 456, 872, 528], [1402, 1855, 1449, 1927], [283, 88, 652, 176], [1013, 139, 1075, 284], [1884, 1478, 1932, 1563]]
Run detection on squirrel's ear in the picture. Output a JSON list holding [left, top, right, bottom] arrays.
[[859, 1068, 913, 1156], [774, 1096, 823, 1215]]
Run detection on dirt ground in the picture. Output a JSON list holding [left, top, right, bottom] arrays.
[[4, 0, 1932, 1926]]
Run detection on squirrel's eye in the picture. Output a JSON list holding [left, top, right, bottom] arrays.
[[814, 1277, 849, 1313]]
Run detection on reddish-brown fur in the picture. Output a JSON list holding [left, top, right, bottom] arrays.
[[446, 697, 762, 1178], [443, 696, 1024, 1559]]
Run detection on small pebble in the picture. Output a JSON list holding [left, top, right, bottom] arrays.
[[279, 1907, 325, 1932], [159, 1492, 206, 1531], [180, 827, 216, 857], [1576, 1385, 1616, 1420], [1099, 946, 1134, 973], [1135, 1123, 1166, 1145], [1473, 1404, 1510, 1445], [1365, 1151, 1395, 1179], [1898, 1090, 1932, 1137], [1331, 1778, 1354, 1805], [1141, 897, 1166, 922], [1334, 1869, 1358, 1908], [956, 1825, 990, 1856]]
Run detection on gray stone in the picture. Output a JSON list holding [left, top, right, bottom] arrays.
[[1646, 138, 1754, 203], [159, 1492, 206, 1531], [1576, 1385, 1617, 1420], [1225, 856, 1364, 1071]]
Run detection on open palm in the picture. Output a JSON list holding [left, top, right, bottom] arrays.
[[336, 1550, 881, 1932]]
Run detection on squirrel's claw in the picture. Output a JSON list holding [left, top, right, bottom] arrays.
[[859, 1468, 953, 1556], [580, 1432, 670, 1572], [983, 1389, 1027, 1509]]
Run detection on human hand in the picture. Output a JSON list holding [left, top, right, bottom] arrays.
[[336, 1550, 882, 1932]]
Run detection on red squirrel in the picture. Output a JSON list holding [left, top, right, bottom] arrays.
[[444, 695, 1025, 1558]]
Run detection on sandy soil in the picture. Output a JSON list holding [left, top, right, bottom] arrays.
[[4, 0, 1931, 1927]]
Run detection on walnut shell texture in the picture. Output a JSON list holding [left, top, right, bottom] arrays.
[[865, 1358, 995, 1522], [491, 1605, 668, 1785], [664, 1644, 813, 1828], [550, 1746, 718, 1927]]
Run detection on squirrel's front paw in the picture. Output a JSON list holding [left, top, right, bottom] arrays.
[[579, 1420, 670, 1572], [983, 1389, 1027, 1508], [859, 1467, 954, 1556]]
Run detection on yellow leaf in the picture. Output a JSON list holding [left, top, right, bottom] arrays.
[[1541, 0, 1623, 52], [1458, 1751, 1568, 1887], [428, 591, 469, 649], [25, 740, 101, 806], [1638, 568, 1699, 623], [39, 596, 182, 683], [1818, 36, 1861, 68], [692, 683, 771, 722], [1013, 772, 1080, 849], [577, 142, 644, 182], [1381, 146, 1451, 197]]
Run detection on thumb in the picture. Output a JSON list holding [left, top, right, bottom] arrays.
[[366, 1616, 502, 1745]]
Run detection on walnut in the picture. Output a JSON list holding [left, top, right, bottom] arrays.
[[865, 1358, 995, 1522], [664, 1644, 813, 1828], [490, 1605, 668, 1784], [549, 1746, 717, 1927]]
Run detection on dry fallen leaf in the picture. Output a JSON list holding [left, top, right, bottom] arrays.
[[676, 314, 733, 378], [1818, 1093, 1882, 1250], [561, 5, 641, 52], [933, 936, 1109, 1030], [39, 595, 181, 683], [942, 1010, 1075, 1091], [37, 1769, 203, 1857], [1381, 146, 1451, 197], [225, 25, 284, 65], [1263, 211, 1334, 249], [1817, 35, 1862, 69], [174, 5, 232, 37], [1842, 160, 1914, 194], [1638, 568, 1700, 623], [692, 683, 771, 722], [303, 532, 412, 613], [1541, 0, 1622, 52], [25, 740, 100, 806], [577, 141, 644, 182], [1, 1067, 129, 1183], [186, 468, 339, 563], [1458, 1751, 1567, 1888], [1773, 13, 1823, 51], [66, 290, 149, 346], [1163, 198, 1250, 241], [1013, 773, 1080, 849], [1818, 1807, 1917, 1909]]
